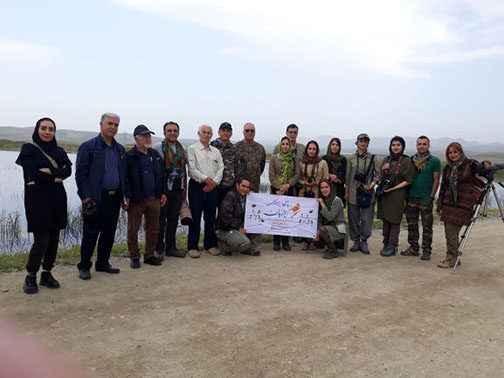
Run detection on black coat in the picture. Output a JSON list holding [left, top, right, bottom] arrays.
[[16, 143, 72, 233], [126, 146, 166, 203]]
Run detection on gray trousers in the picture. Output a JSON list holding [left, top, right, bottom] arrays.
[[216, 230, 260, 253], [348, 203, 374, 242]]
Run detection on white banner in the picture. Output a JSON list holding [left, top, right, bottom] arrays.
[[244, 193, 318, 238]]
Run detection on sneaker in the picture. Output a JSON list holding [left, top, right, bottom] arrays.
[[79, 269, 91, 280], [40, 271, 60, 289], [206, 247, 221, 256], [188, 249, 201, 258], [23, 275, 38, 294], [360, 240, 370, 254], [130, 259, 141, 269], [144, 256, 162, 266], [165, 249, 187, 258], [350, 240, 360, 252], [301, 242, 309, 250]]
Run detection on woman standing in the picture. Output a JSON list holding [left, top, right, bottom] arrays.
[[323, 138, 347, 205], [269, 137, 300, 251], [377, 136, 414, 257], [298, 140, 329, 249], [436, 142, 490, 268], [15, 118, 72, 294], [317, 179, 346, 259]]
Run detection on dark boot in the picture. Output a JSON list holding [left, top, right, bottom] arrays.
[[421, 249, 431, 261], [381, 244, 397, 257], [23, 274, 38, 294], [323, 242, 337, 259], [273, 236, 281, 251], [350, 240, 360, 252], [40, 271, 60, 289], [281, 236, 291, 251], [360, 239, 370, 254]]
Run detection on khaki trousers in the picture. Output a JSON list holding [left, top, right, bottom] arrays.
[[444, 222, 462, 259], [128, 198, 161, 260]]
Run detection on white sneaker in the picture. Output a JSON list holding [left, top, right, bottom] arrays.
[[188, 249, 201, 258], [206, 247, 221, 256]]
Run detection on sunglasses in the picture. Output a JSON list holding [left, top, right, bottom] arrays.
[[244, 129, 255, 133]]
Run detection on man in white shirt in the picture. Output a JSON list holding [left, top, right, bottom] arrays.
[[186, 125, 224, 258]]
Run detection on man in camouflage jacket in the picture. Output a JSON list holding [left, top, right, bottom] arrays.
[[211, 122, 235, 208], [233, 123, 266, 193]]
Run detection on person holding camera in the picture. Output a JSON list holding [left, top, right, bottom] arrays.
[[436, 142, 490, 268], [345, 133, 380, 254], [323, 137, 347, 206], [269, 136, 301, 251], [377, 136, 414, 257], [298, 140, 329, 250]]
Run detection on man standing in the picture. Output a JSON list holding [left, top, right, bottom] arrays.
[[216, 178, 261, 256], [126, 125, 166, 269], [211, 122, 235, 208], [186, 125, 224, 258], [153, 121, 188, 258], [272, 124, 305, 157], [234, 123, 266, 193], [345, 133, 380, 254], [75, 112, 130, 280], [401, 136, 441, 260]]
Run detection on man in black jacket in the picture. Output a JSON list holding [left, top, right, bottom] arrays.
[[75, 112, 130, 280], [216, 178, 261, 256], [126, 125, 167, 268]]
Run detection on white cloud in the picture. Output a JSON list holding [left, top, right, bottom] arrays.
[[0, 39, 59, 65], [113, 0, 504, 78]]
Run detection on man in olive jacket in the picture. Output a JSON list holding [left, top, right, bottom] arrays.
[[216, 178, 261, 256]]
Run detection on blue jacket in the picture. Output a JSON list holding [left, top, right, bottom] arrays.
[[75, 134, 130, 204], [126, 146, 166, 203]]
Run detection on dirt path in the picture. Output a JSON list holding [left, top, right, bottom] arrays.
[[1, 218, 504, 378]]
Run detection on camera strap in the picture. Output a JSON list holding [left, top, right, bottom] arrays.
[[359, 154, 375, 183]]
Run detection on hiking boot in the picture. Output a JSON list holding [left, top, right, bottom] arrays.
[[188, 249, 200, 258], [381, 244, 396, 257], [206, 247, 221, 256], [23, 275, 38, 294], [400, 247, 420, 257], [144, 256, 162, 266], [165, 249, 187, 258], [40, 271, 60, 289], [360, 240, 370, 255], [437, 258, 452, 269], [420, 250, 431, 261], [130, 259, 140, 269], [350, 240, 360, 252]]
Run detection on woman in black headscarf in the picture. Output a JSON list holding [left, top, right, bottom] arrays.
[[15, 118, 72, 294], [377, 136, 414, 257]]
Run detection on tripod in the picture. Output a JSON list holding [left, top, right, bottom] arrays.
[[452, 165, 504, 273]]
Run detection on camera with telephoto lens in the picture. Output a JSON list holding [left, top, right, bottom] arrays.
[[354, 172, 367, 183], [306, 176, 315, 184]]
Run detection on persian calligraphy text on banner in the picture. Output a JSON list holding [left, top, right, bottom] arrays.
[[244, 193, 318, 238]]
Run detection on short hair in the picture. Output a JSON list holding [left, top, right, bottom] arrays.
[[198, 124, 213, 133], [100, 112, 120, 123], [243, 122, 255, 130], [286, 124, 298, 132], [445, 142, 464, 161], [163, 121, 179, 132], [417, 135, 430, 143], [236, 177, 251, 186]]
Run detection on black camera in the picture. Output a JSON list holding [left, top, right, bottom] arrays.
[[306, 176, 315, 184], [376, 179, 393, 197], [354, 172, 367, 183]]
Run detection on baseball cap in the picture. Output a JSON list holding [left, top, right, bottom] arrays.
[[134, 124, 155, 136]]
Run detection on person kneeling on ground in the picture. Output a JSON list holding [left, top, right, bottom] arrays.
[[216, 178, 261, 256], [316, 179, 347, 259]]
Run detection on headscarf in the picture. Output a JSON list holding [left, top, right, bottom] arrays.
[[319, 179, 336, 208], [32, 117, 60, 161], [445, 142, 466, 204], [388, 136, 406, 161], [324, 137, 342, 174], [302, 140, 322, 178], [277, 136, 294, 185]]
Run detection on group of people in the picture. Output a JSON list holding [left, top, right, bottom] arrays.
[[15, 114, 491, 294]]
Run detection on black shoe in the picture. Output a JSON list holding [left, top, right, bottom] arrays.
[[282, 243, 291, 251], [23, 275, 38, 294], [144, 256, 162, 266], [79, 269, 91, 280], [360, 240, 370, 254], [130, 259, 140, 269], [421, 251, 431, 261], [350, 241, 360, 252], [241, 250, 261, 256], [40, 272, 60, 289], [381, 244, 397, 257], [165, 249, 187, 258], [95, 264, 120, 274]]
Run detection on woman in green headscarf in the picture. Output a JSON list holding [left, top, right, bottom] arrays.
[[269, 136, 301, 251]]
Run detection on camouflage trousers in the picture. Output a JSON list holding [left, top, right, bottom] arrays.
[[405, 198, 434, 253]]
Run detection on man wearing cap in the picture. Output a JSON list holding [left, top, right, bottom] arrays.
[[234, 123, 266, 193], [153, 121, 188, 259], [272, 124, 305, 158], [126, 125, 166, 268], [211, 122, 235, 208], [186, 125, 224, 258], [75, 112, 130, 280], [345, 133, 380, 254]]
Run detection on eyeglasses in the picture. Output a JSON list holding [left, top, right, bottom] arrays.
[[244, 129, 255, 133]]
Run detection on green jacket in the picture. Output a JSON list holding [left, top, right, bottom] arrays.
[[269, 154, 301, 190]]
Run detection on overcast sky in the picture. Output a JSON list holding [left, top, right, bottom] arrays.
[[1, 0, 503, 142]]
